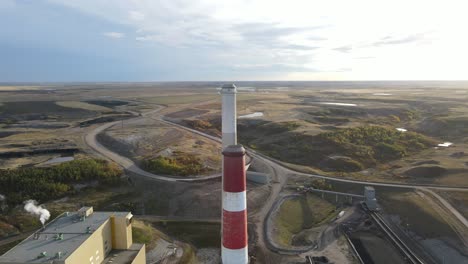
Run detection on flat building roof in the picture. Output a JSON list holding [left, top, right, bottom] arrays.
[[0, 211, 130, 263]]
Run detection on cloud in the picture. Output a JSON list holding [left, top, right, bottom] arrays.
[[372, 34, 425, 47], [129, 11, 145, 21], [103, 32, 125, 39], [334, 45, 352, 53], [40, 0, 468, 80]]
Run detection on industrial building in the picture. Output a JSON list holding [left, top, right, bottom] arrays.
[[364, 186, 378, 211], [0, 207, 145, 264]]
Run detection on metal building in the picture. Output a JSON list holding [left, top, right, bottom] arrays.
[[0, 207, 145, 264], [364, 186, 378, 211]]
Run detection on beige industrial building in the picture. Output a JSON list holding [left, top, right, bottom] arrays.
[[0, 207, 146, 264]]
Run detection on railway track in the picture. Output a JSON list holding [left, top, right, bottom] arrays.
[[370, 212, 425, 264]]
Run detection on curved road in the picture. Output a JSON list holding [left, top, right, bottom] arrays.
[[84, 107, 221, 182], [85, 103, 468, 257], [161, 116, 468, 192]]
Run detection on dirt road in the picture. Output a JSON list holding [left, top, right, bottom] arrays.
[[84, 107, 221, 182]]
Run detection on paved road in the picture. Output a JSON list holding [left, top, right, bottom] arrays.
[[419, 188, 468, 230], [86, 103, 468, 258], [161, 117, 468, 192], [84, 107, 221, 182]]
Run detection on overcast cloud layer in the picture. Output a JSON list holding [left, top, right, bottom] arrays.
[[1, 0, 467, 81]]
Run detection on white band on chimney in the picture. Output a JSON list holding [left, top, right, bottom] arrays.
[[222, 133, 236, 148], [222, 94, 237, 135], [223, 191, 247, 212], [221, 246, 248, 264]]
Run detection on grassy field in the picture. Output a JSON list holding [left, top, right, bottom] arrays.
[[0, 101, 96, 122], [379, 191, 461, 239], [273, 194, 336, 246], [55, 101, 112, 112], [132, 220, 171, 250], [437, 191, 468, 220], [141, 94, 217, 105], [0, 86, 40, 91], [152, 221, 221, 248]]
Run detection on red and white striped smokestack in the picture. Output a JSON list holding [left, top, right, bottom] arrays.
[[221, 84, 237, 147], [222, 145, 248, 264]]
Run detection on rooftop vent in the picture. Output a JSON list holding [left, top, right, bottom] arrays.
[[78, 206, 93, 218]]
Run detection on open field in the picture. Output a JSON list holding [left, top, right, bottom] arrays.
[[140, 94, 217, 105], [97, 118, 222, 176], [272, 194, 336, 247], [55, 101, 113, 112], [436, 191, 468, 219], [1, 82, 468, 262], [379, 190, 468, 263]]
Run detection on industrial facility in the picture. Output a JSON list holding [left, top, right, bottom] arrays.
[[0, 207, 145, 264], [221, 84, 249, 264]]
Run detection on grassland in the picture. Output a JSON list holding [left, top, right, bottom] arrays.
[[141, 94, 217, 105], [152, 221, 221, 248], [437, 191, 468, 219], [55, 101, 112, 112], [132, 220, 171, 250], [273, 194, 336, 246], [98, 118, 221, 176], [240, 123, 435, 173], [142, 152, 210, 176], [379, 191, 462, 239]]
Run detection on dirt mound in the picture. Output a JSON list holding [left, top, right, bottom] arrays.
[[412, 160, 440, 166], [404, 165, 447, 178]]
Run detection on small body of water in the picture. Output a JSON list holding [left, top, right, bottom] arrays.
[[44, 156, 74, 165], [239, 112, 264, 118], [319, 102, 357, 107], [373, 93, 392, 96], [396, 128, 407, 132], [438, 142, 453, 147]]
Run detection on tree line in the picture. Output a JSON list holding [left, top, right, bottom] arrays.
[[0, 159, 122, 207]]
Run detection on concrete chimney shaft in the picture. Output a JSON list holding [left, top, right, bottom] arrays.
[[221, 84, 237, 147], [222, 145, 248, 264]]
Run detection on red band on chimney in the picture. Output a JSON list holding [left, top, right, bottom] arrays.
[[222, 210, 247, 249], [223, 155, 246, 193]]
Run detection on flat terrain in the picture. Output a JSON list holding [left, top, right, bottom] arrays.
[[1, 82, 468, 263]]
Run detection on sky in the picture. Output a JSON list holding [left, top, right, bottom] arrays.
[[1, 0, 467, 81]]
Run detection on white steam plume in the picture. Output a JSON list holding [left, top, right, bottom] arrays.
[[0, 194, 5, 201], [24, 200, 50, 225]]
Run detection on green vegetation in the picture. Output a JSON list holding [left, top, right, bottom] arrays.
[[0, 159, 122, 207], [132, 220, 172, 251], [132, 226, 152, 244], [318, 126, 434, 165], [142, 152, 208, 176], [273, 194, 336, 246], [240, 123, 435, 172]]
